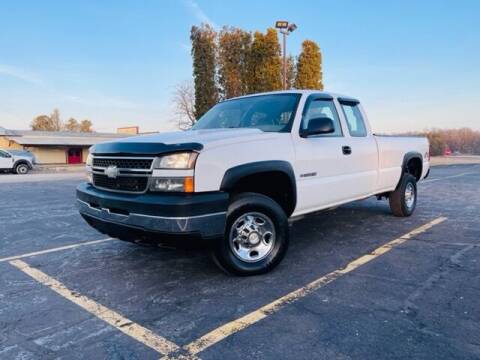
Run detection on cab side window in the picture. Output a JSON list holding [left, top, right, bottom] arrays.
[[301, 99, 343, 137], [0, 150, 10, 158], [340, 103, 367, 137]]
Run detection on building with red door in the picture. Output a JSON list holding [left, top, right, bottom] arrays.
[[0, 127, 134, 165]]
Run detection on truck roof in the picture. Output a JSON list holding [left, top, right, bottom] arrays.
[[227, 90, 360, 104]]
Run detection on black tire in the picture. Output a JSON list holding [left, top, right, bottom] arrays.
[[389, 174, 417, 217], [15, 163, 29, 175], [212, 192, 289, 276]]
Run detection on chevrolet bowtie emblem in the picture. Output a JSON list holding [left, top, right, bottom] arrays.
[[105, 165, 119, 179]]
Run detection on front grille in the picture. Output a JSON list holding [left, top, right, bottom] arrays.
[[93, 174, 148, 193], [93, 158, 153, 169]]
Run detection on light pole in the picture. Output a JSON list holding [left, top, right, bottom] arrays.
[[275, 21, 297, 90]]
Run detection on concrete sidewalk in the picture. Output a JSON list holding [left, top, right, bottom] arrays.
[[430, 155, 480, 166], [0, 171, 85, 183], [33, 164, 85, 173]]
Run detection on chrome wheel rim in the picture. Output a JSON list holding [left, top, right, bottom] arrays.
[[405, 182, 415, 209], [229, 212, 275, 263], [18, 165, 28, 174]]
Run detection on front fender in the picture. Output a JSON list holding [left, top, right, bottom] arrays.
[[220, 160, 297, 212], [13, 159, 33, 169]]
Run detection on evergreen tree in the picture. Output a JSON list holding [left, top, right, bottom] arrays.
[[294, 40, 323, 90], [190, 24, 218, 119], [218, 27, 252, 99], [247, 28, 282, 93]]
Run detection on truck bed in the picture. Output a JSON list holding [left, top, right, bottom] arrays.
[[374, 135, 429, 192]]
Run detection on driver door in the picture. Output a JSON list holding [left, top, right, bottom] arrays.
[[294, 95, 354, 214]]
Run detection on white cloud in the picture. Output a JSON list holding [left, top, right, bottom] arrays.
[[184, 0, 218, 29], [0, 64, 44, 86]]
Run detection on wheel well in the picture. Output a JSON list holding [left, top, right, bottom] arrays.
[[15, 160, 29, 167], [229, 171, 295, 216], [406, 157, 422, 180]]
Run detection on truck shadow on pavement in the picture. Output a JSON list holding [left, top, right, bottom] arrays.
[[98, 198, 396, 274]]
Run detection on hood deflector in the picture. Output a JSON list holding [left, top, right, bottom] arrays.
[[90, 142, 203, 156]]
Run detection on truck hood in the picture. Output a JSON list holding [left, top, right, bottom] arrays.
[[91, 128, 278, 155]]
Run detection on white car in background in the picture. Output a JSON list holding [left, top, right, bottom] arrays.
[[0, 149, 36, 174]]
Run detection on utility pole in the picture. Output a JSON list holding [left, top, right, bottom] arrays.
[[275, 21, 297, 90]]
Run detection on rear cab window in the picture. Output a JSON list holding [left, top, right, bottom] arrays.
[[339, 99, 367, 137]]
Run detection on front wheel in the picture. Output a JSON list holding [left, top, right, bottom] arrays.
[[15, 163, 29, 175], [389, 174, 417, 217], [212, 192, 289, 276]]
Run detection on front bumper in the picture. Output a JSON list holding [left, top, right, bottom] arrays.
[[76, 183, 228, 242]]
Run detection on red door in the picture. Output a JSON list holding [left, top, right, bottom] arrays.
[[67, 148, 82, 164]]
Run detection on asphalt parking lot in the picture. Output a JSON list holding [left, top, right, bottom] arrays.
[[1, 164, 479, 360]]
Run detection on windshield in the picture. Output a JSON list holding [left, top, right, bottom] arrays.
[[192, 93, 301, 132]]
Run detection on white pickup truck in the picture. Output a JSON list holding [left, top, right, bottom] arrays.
[[0, 149, 36, 174], [77, 90, 430, 275]]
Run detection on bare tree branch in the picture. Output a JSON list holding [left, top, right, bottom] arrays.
[[173, 81, 196, 130]]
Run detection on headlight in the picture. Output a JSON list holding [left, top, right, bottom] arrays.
[[150, 152, 197, 192], [86, 153, 93, 167], [154, 152, 197, 169]]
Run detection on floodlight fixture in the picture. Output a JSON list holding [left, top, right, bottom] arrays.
[[275, 20, 289, 29]]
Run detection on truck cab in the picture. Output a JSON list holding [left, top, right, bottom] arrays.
[[77, 90, 429, 275]]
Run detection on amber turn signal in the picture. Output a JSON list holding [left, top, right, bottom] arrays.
[[184, 176, 194, 193]]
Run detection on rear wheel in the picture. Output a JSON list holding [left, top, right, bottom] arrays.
[[15, 163, 29, 175], [389, 174, 417, 217], [212, 192, 289, 276]]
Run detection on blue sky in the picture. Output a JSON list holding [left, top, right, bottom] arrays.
[[1, 0, 479, 133]]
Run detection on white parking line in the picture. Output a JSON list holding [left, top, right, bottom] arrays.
[[178, 217, 447, 357], [0, 238, 113, 263], [10, 259, 181, 356]]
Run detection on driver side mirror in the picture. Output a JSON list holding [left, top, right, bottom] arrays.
[[300, 117, 335, 137]]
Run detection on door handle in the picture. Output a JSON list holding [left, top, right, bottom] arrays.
[[342, 146, 352, 155]]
